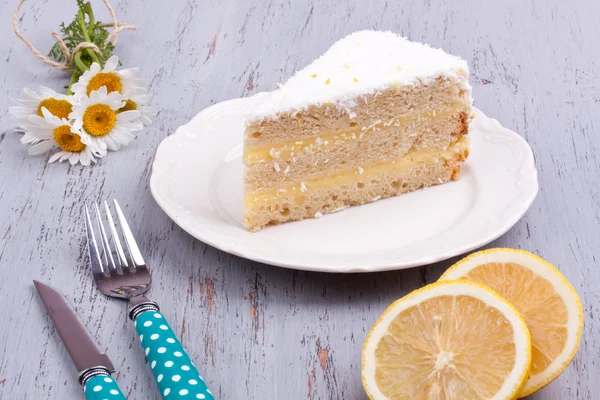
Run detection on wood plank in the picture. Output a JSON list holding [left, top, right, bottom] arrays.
[[0, 0, 598, 398]]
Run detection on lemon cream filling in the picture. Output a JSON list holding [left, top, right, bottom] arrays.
[[244, 137, 469, 207], [244, 104, 467, 165]]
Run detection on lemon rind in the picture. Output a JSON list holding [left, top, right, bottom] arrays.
[[361, 279, 532, 400], [439, 248, 584, 397]]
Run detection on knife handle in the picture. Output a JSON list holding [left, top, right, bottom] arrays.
[[134, 310, 214, 400], [83, 374, 126, 400]]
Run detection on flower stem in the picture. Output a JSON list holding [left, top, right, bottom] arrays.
[[66, 70, 80, 95], [85, 2, 96, 33], [77, 9, 100, 65], [74, 51, 89, 72]]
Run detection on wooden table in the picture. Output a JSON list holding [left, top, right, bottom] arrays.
[[1, 0, 598, 398]]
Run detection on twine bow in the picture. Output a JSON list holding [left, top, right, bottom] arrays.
[[13, 0, 136, 72]]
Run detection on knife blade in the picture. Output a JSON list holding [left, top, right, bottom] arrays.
[[34, 280, 114, 374], [34, 281, 126, 399], [33, 281, 126, 400]]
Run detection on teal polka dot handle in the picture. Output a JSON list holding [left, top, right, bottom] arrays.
[[83, 375, 126, 400], [135, 311, 215, 399]]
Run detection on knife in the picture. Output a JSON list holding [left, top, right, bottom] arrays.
[[33, 280, 127, 400]]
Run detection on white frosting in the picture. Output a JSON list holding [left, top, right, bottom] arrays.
[[248, 30, 469, 122]]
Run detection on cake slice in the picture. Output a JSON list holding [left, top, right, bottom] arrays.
[[243, 30, 472, 231]]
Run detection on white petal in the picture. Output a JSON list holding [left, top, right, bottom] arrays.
[[140, 105, 157, 117], [67, 107, 83, 121], [90, 62, 101, 74], [79, 95, 91, 108], [105, 135, 121, 151], [77, 131, 92, 145], [10, 110, 35, 119], [68, 153, 79, 165], [72, 118, 83, 131], [70, 81, 86, 96], [115, 119, 142, 131], [120, 122, 143, 132], [86, 137, 106, 156], [112, 128, 135, 145], [117, 68, 139, 79], [90, 86, 108, 103], [80, 69, 93, 80], [25, 125, 53, 140], [89, 149, 99, 163], [80, 97, 91, 108], [11, 114, 35, 130], [117, 110, 141, 122], [71, 82, 83, 91], [28, 140, 55, 155], [21, 132, 40, 144], [40, 107, 60, 123], [9, 106, 32, 118], [90, 89, 100, 103], [140, 115, 153, 126], [104, 56, 119, 72], [66, 95, 78, 106], [39, 86, 61, 99], [80, 151, 91, 166], [48, 151, 64, 163], [92, 146, 107, 157], [105, 92, 126, 109], [136, 94, 151, 104], [40, 107, 52, 120], [28, 115, 56, 130], [126, 92, 150, 105], [124, 86, 146, 97], [90, 137, 108, 152], [22, 88, 41, 101], [121, 75, 145, 89]]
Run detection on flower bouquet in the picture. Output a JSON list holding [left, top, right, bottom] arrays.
[[11, 0, 155, 165]]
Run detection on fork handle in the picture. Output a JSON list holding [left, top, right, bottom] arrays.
[[135, 310, 215, 400], [83, 374, 126, 400]]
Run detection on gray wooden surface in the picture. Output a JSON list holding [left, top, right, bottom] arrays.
[[0, 0, 598, 399]]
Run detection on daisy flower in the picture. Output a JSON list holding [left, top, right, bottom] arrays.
[[70, 86, 142, 152], [9, 87, 73, 126], [24, 107, 103, 166], [121, 87, 157, 126], [71, 55, 144, 99]]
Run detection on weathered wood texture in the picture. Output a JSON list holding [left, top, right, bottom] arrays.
[[0, 0, 598, 399]]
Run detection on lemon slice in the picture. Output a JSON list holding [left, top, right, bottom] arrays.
[[440, 248, 584, 397], [362, 280, 531, 400]]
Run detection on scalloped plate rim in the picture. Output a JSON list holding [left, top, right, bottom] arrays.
[[150, 96, 538, 273]]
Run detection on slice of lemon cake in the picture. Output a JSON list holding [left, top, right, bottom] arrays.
[[243, 30, 472, 231]]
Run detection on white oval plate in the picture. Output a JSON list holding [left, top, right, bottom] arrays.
[[150, 94, 538, 273]]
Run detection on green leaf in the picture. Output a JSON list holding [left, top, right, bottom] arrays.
[[47, 1, 116, 69], [46, 0, 121, 94]]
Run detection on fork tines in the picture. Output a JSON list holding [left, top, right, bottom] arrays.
[[85, 200, 146, 277]]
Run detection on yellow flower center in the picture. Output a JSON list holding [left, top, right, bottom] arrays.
[[118, 99, 137, 113], [53, 125, 86, 152], [87, 72, 122, 95], [37, 98, 72, 119], [83, 104, 117, 136]]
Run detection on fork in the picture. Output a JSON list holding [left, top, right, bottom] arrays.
[[84, 200, 215, 400]]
